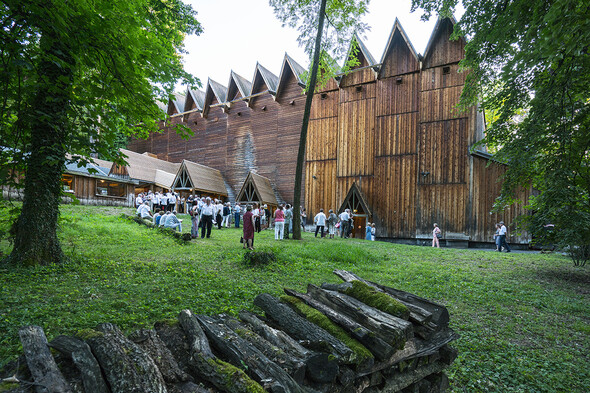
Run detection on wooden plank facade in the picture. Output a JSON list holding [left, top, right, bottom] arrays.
[[126, 18, 530, 246]]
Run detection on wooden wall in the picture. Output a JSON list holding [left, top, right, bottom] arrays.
[[71, 175, 134, 206], [126, 18, 529, 245]]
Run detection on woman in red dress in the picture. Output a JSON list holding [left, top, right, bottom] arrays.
[[242, 205, 256, 250]]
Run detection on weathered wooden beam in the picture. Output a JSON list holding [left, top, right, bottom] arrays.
[[128, 328, 191, 383], [253, 293, 354, 362], [177, 310, 265, 393], [218, 314, 307, 384], [238, 310, 311, 360], [333, 270, 449, 328], [306, 284, 413, 346], [49, 335, 109, 393], [197, 314, 307, 393], [86, 323, 167, 393], [284, 288, 396, 361], [18, 325, 71, 393]]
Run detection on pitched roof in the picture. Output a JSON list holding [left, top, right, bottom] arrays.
[[227, 71, 252, 101], [422, 16, 464, 66], [116, 149, 180, 185], [338, 182, 371, 215], [252, 62, 279, 94], [186, 88, 206, 112], [379, 18, 420, 72], [203, 78, 228, 117], [172, 160, 228, 196], [168, 92, 186, 115], [236, 171, 279, 206], [276, 53, 307, 97], [338, 34, 378, 85]]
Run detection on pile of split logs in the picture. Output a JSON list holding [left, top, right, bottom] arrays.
[[0, 270, 458, 393]]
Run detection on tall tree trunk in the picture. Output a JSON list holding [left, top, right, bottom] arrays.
[[10, 32, 73, 266], [292, 0, 327, 240]]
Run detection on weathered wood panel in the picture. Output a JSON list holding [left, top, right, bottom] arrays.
[[380, 32, 420, 78], [305, 160, 337, 217], [421, 63, 466, 92], [250, 91, 279, 181], [373, 156, 417, 238], [377, 73, 419, 116], [418, 119, 468, 185], [277, 71, 306, 203], [339, 56, 377, 88], [422, 19, 464, 69], [307, 117, 338, 161], [184, 111, 208, 165], [203, 99, 228, 173], [226, 93, 253, 196], [419, 85, 463, 123], [416, 183, 468, 237], [375, 113, 419, 157], [337, 94, 375, 177], [470, 156, 532, 244]]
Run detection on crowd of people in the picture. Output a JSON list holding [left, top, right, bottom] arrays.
[[135, 192, 379, 248]]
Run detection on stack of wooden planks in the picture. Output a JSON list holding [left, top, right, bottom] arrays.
[[1, 270, 458, 393]]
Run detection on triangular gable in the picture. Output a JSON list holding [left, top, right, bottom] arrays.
[[276, 53, 307, 98], [249, 63, 279, 107], [203, 78, 228, 117], [227, 71, 252, 102], [167, 93, 186, 116], [236, 171, 279, 206], [338, 34, 378, 86], [185, 88, 205, 112], [172, 161, 194, 190], [338, 182, 371, 216], [172, 159, 228, 195], [378, 18, 421, 78], [422, 16, 465, 68]]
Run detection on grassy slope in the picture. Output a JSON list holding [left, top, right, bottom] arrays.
[[0, 205, 589, 392]]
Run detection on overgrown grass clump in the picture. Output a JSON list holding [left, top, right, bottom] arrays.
[[0, 204, 589, 392]]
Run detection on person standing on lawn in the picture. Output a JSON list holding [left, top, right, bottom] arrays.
[[243, 205, 255, 250], [274, 204, 285, 240], [284, 204, 293, 239], [432, 223, 441, 248], [498, 221, 511, 252], [200, 197, 214, 239], [314, 209, 327, 238]]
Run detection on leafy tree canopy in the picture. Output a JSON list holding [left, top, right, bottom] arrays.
[[412, 0, 590, 260], [1, 0, 202, 265]]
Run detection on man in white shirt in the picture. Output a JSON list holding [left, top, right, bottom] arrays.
[[160, 192, 168, 211], [200, 197, 214, 238], [164, 210, 182, 232], [159, 211, 170, 227], [135, 194, 143, 207], [498, 221, 511, 252], [339, 209, 351, 238], [234, 203, 241, 228], [314, 209, 327, 238], [136, 201, 152, 221]]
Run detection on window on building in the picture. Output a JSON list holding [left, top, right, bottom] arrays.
[[62, 174, 74, 191], [96, 179, 126, 197]]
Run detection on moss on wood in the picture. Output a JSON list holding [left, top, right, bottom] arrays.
[[280, 295, 373, 365], [75, 328, 104, 340], [344, 280, 410, 320], [206, 357, 266, 393]]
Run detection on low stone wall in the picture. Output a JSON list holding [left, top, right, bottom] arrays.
[[0, 270, 458, 393]]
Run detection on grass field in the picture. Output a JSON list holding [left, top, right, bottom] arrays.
[[1, 204, 589, 392]]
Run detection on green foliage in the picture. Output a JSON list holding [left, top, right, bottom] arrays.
[[280, 294, 373, 365], [0, 205, 589, 392], [344, 280, 410, 320], [411, 0, 590, 265], [1, 0, 202, 265]]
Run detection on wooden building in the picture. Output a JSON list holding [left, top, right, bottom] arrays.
[[235, 171, 280, 209], [126, 17, 530, 246]]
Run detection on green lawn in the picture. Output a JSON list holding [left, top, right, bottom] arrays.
[[1, 205, 589, 392]]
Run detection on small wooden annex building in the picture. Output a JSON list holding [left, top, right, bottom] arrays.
[[127, 17, 531, 247], [171, 159, 228, 200], [235, 171, 279, 209], [62, 158, 138, 206], [111, 149, 181, 193]]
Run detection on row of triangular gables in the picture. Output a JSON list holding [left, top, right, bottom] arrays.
[[164, 16, 463, 119]]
